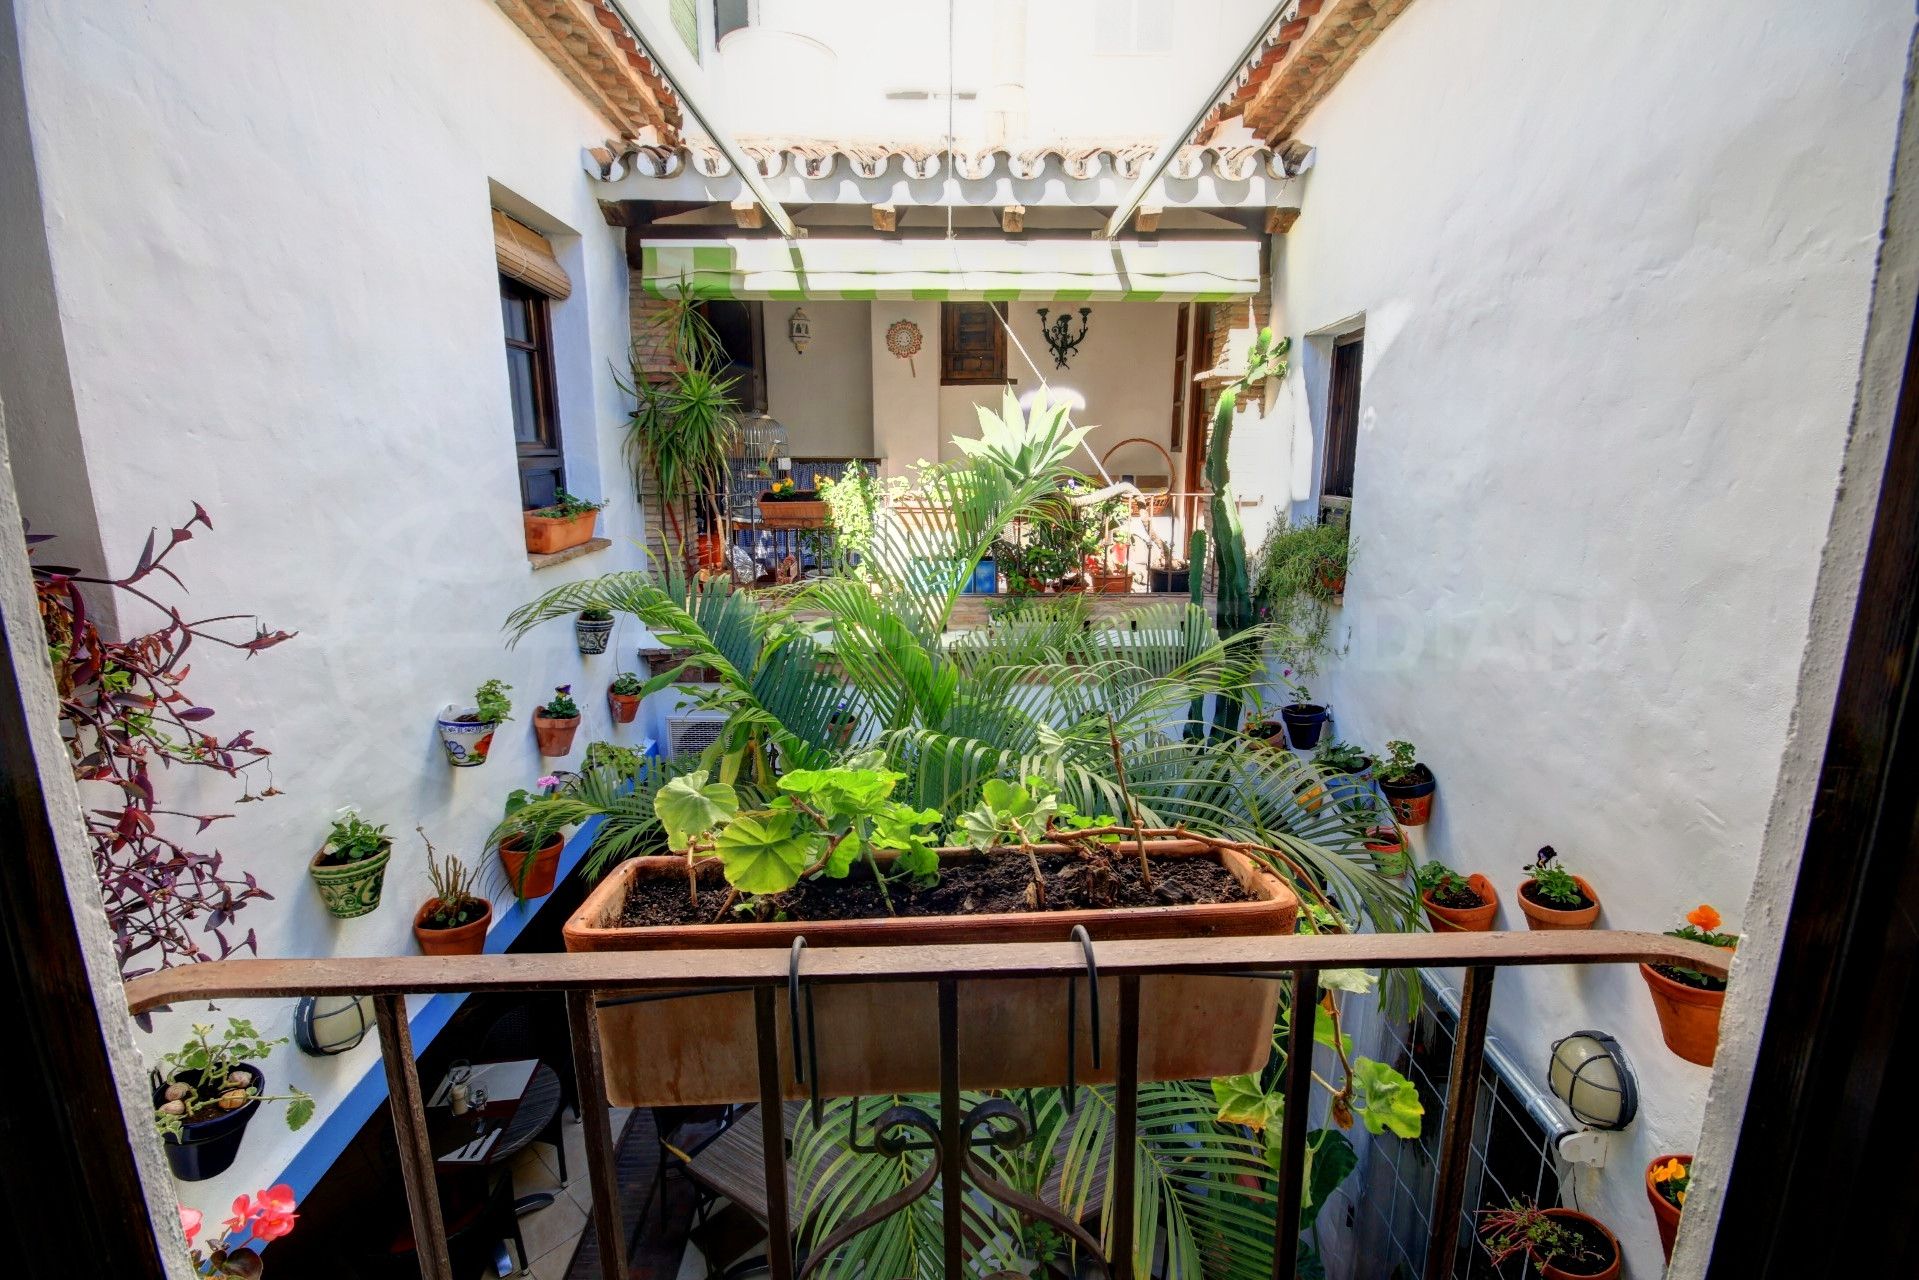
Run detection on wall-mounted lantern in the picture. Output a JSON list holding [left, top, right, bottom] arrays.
[[789, 307, 812, 356], [1549, 1030, 1639, 1130], [293, 993, 375, 1056], [1038, 306, 1092, 369]]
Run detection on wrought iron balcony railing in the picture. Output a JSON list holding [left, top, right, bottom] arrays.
[[123, 929, 1729, 1280]]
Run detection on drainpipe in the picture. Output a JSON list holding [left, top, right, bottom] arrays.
[[984, 0, 1027, 149]]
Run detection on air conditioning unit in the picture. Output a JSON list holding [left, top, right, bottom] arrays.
[[665, 713, 727, 760]]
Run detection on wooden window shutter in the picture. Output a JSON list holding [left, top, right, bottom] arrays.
[[492, 210, 571, 301], [941, 302, 1007, 385]]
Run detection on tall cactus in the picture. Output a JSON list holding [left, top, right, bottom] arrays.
[[1206, 328, 1290, 737]]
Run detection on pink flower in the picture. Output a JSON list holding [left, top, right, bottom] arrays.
[[179, 1205, 202, 1244], [536, 775, 560, 789], [222, 1194, 253, 1238], [251, 1185, 298, 1241]]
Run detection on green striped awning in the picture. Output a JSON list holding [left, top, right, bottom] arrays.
[[638, 238, 1260, 301]]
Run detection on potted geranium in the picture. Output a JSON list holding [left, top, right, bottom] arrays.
[[563, 770, 1301, 1107], [153, 1019, 313, 1182], [1312, 739, 1375, 807], [576, 607, 614, 654], [437, 678, 511, 767], [411, 827, 492, 956], [308, 808, 392, 917], [1515, 846, 1600, 930], [1376, 739, 1437, 826], [522, 490, 606, 555], [1277, 669, 1329, 749], [1646, 1154, 1692, 1262], [1478, 1199, 1621, 1279], [493, 778, 568, 900], [532, 684, 582, 756], [180, 1184, 298, 1276], [1415, 860, 1499, 932], [1639, 904, 1736, 1065], [608, 671, 644, 723]]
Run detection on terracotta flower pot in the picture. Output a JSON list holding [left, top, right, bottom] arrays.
[[564, 842, 1300, 1107], [498, 832, 565, 900], [1645, 1154, 1691, 1263], [1379, 764, 1436, 825], [1092, 571, 1132, 594], [1421, 873, 1499, 932], [308, 840, 392, 919], [608, 690, 641, 723], [827, 716, 857, 749], [412, 898, 493, 956], [533, 709, 581, 757], [1639, 962, 1728, 1066], [523, 508, 598, 555], [1516, 875, 1601, 931], [1363, 829, 1409, 879], [1536, 1208, 1621, 1280], [758, 495, 829, 529]]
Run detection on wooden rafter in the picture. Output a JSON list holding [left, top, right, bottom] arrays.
[[1237, 0, 1421, 145]]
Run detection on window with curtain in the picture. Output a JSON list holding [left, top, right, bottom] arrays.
[[501, 276, 563, 510]]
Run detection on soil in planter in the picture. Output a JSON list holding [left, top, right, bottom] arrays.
[[1520, 880, 1595, 912], [1428, 881, 1486, 910], [166, 1071, 257, 1126], [1541, 1218, 1618, 1277], [614, 849, 1251, 928], [1651, 962, 1729, 992]]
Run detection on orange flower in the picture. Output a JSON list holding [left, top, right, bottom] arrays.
[[1687, 904, 1722, 931], [1652, 1159, 1685, 1183]]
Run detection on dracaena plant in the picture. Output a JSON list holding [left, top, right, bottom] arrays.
[[30, 505, 294, 978]]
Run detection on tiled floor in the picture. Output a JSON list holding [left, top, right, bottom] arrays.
[[472, 1105, 632, 1279]]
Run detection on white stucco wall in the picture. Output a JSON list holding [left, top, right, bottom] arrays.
[[5, 0, 649, 1218], [1250, 1, 1912, 1274], [765, 300, 875, 458]]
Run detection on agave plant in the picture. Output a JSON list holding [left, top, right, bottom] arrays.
[[504, 388, 1416, 929]]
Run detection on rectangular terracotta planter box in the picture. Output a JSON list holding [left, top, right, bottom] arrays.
[[563, 842, 1298, 1107], [757, 496, 828, 529], [523, 508, 599, 555]]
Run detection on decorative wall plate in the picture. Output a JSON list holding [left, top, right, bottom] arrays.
[[885, 319, 924, 375]]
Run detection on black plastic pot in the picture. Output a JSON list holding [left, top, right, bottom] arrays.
[[156, 1061, 265, 1182], [1150, 567, 1191, 595], [1281, 703, 1330, 749]]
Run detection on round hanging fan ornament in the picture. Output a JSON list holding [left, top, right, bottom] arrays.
[[885, 319, 924, 376]]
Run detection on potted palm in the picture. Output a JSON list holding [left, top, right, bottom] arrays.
[[308, 808, 392, 917], [1416, 860, 1499, 932], [532, 684, 582, 756], [575, 607, 614, 654], [1478, 1199, 1621, 1279], [608, 671, 644, 723], [1640, 904, 1736, 1065], [1515, 845, 1600, 930], [492, 779, 568, 900], [1376, 739, 1437, 825], [1646, 1154, 1692, 1262], [411, 827, 492, 956], [152, 1019, 313, 1182], [522, 490, 606, 556], [437, 678, 511, 767]]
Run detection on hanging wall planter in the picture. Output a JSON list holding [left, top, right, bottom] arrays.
[[308, 811, 391, 919], [575, 609, 614, 654], [437, 679, 511, 768], [608, 672, 644, 723], [1363, 827, 1409, 879], [522, 493, 605, 556], [498, 831, 565, 900], [413, 898, 492, 956], [1418, 866, 1499, 932], [1376, 741, 1436, 825], [564, 840, 1300, 1108], [1515, 847, 1600, 930], [1281, 702, 1329, 749], [155, 1062, 266, 1182], [1313, 741, 1375, 808], [1646, 1155, 1692, 1263], [532, 685, 582, 757], [1639, 906, 1736, 1065]]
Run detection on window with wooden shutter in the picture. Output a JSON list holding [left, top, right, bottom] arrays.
[[1321, 330, 1364, 503], [501, 275, 564, 510], [940, 302, 1008, 385]]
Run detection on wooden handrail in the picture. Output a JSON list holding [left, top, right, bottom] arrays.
[[122, 930, 1729, 1015]]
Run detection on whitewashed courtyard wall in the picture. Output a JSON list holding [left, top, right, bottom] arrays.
[[1248, 0, 1913, 1274], [1, 0, 648, 1219]]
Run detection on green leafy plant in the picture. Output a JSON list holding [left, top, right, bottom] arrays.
[[1252, 516, 1348, 658], [818, 461, 906, 577], [1523, 845, 1585, 907], [1478, 1199, 1604, 1271], [153, 1018, 313, 1141], [417, 827, 487, 929], [579, 606, 613, 622], [1661, 904, 1738, 989], [1312, 740, 1371, 774], [540, 684, 580, 719], [609, 671, 644, 696], [1375, 738, 1420, 785], [321, 809, 388, 865], [530, 489, 606, 519], [474, 678, 513, 725], [618, 285, 740, 563], [1414, 859, 1476, 904]]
